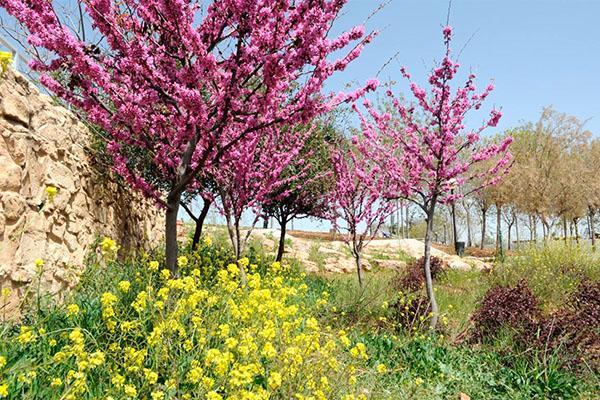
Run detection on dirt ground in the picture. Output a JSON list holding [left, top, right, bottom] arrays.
[[250, 229, 492, 274]]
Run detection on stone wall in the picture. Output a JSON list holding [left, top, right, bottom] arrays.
[[0, 70, 164, 313]]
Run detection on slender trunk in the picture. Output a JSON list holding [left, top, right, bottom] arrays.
[[507, 222, 513, 250], [424, 203, 439, 329], [464, 201, 472, 247], [262, 217, 269, 229], [589, 208, 596, 249], [233, 218, 248, 284], [191, 200, 211, 250], [542, 218, 551, 245], [480, 208, 487, 249], [496, 204, 502, 251], [226, 217, 237, 257], [234, 219, 242, 259], [563, 215, 568, 242], [443, 223, 448, 245], [573, 219, 580, 244], [395, 203, 404, 238], [355, 250, 364, 288], [276, 218, 288, 262], [515, 214, 520, 249], [165, 192, 182, 275], [451, 201, 458, 252]]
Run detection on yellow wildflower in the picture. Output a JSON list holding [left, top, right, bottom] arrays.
[[376, 363, 387, 374], [66, 303, 80, 317], [148, 261, 160, 271], [45, 185, 57, 202], [50, 378, 62, 387], [100, 237, 118, 258], [0, 383, 7, 397], [124, 384, 137, 398], [117, 280, 131, 293], [268, 372, 282, 390]]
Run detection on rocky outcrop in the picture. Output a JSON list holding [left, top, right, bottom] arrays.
[[0, 70, 163, 313]]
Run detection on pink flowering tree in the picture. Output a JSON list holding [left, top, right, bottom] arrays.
[[261, 120, 339, 262], [1, 0, 375, 273], [329, 134, 399, 288], [214, 126, 309, 279], [358, 26, 513, 327]]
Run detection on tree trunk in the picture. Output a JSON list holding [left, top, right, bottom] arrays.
[[276, 218, 288, 262], [480, 208, 487, 249], [496, 204, 502, 251], [165, 191, 182, 275], [262, 217, 269, 229], [515, 214, 520, 249], [589, 208, 596, 250], [443, 223, 447, 245], [541, 216, 550, 241], [507, 221, 513, 250], [563, 215, 568, 242], [191, 200, 211, 250], [233, 218, 248, 284], [464, 200, 472, 247], [355, 250, 364, 288], [573, 218, 580, 243], [424, 203, 440, 329]]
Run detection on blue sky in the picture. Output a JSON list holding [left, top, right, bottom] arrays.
[[327, 0, 600, 135], [3, 0, 599, 230]]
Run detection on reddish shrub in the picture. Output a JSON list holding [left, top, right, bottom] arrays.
[[472, 279, 600, 371], [529, 280, 600, 371], [389, 294, 433, 332], [393, 256, 447, 292], [471, 280, 541, 341]]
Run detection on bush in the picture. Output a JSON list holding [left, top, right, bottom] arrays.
[[528, 279, 600, 371], [471, 280, 540, 341], [389, 293, 433, 333], [472, 278, 600, 373], [393, 256, 446, 293], [0, 243, 370, 400]]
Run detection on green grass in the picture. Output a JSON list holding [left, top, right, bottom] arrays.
[[2, 234, 598, 399], [307, 241, 328, 271]]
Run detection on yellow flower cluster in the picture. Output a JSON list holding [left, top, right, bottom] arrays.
[[45, 185, 58, 202], [0, 251, 370, 399], [100, 236, 119, 259]]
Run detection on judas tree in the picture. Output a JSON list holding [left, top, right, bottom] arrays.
[[1, 0, 374, 273], [261, 120, 338, 262], [329, 133, 397, 288], [358, 26, 512, 327], [214, 126, 308, 278]]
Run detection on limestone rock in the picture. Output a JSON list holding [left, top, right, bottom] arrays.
[[2, 192, 26, 221], [1, 92, 30, 125], [0, 69, 164, 316], [374, 259, 407, 270], [0, 158, 21, 191]]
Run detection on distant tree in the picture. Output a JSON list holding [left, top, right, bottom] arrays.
[[329, 135, 396, 288], [214, 126, 307, 280], [262, 121, 338, 262]]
